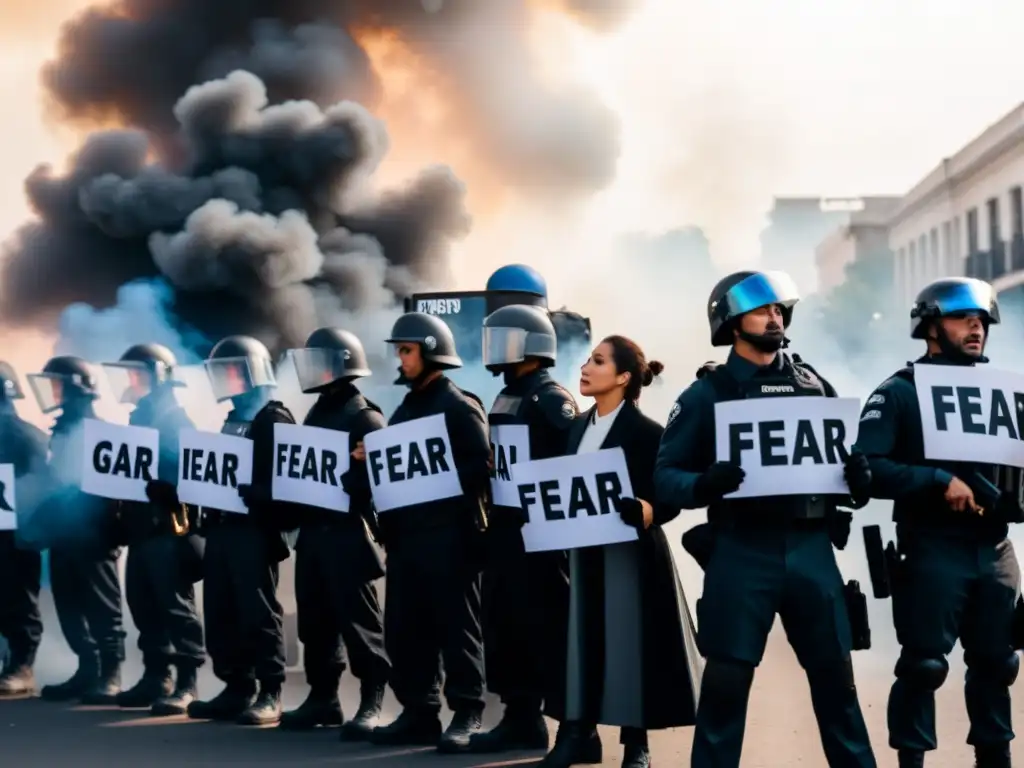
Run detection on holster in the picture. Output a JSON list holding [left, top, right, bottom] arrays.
[[827, 509, 853, 550], [862, 524, 892, 599], [843, 579, 871, 651], [681, 522, 715, 570]]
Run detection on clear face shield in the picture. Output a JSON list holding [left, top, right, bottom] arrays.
[[723, 271, 801, 318], [204, 357, 275, 403], [288, 347, 352, 393], [27, 373, 67, 414], [101, 362, 154, 405], [482, 327, 528, 367]]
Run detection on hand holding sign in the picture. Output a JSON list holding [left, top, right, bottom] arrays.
[[615, 497, 653, 530], [694, 462, 746, 506], [945, 476, 980, 514]]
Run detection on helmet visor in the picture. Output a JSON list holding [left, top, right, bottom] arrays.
[[482, 327, 528, 367], [926, 280, 1000, 324], [289, 348, 356, 392], [204, 357, 275, 402], [102, 362, 153, 405], [27, 373, 67, 414], [723, 271, 801, 317]]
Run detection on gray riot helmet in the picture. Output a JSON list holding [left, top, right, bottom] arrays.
[[28, 355, 99, 414], [707, 270, 800, 347], [385, 312, 462, 369], [910, 277, 1000, 339], [482, 304, 558, 371], [0, 361, 24, 401], [289, 327, 372, 394], [102, 343, 182, 405], [204, 335, 276, 403]]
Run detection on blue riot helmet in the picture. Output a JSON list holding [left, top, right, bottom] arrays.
[[27, 356, 100, 414], [707, 270, 801, 347], [910, 277, 1000, 339], [0, 361, 25, 401], [102, 343, 182, 405], [204, 335, 276, 404], [486, 264, 548, 305]]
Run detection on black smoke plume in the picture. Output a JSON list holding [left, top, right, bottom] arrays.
[[1, 0, 635, 359]]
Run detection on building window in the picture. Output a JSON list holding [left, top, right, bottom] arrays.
[[929, 228, 939, 271], [987, 197, 1002, 248], [967, 208, 979, 252], [942, 221, 952, 271], [1012, 186, 1023, 237], [953, 217, 962, 263]]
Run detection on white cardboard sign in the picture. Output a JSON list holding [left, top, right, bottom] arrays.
[[272, 423, 351, 513], [489, 424, 530, 508], [177, 429, 253, 514], [80, 418, 160, 502]]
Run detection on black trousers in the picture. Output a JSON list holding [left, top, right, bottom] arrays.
[[384, 525, 485, 712], [0, 532, 42, 667], [203, 523, 285, 686], [49, 544, 125, 664], [691, 526, 875, 768], [481, 524, 568, 717], [125, 534, 205, 670], [888, 528, 1020, 751], [295, 525, 389, 690]]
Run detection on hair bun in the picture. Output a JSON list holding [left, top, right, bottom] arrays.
[[643, 360, 665, 386]]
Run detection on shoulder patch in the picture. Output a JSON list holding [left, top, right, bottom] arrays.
[[560, 401, 576, 420], [866, 393, 885, 406], [861, 409, 882, 421], [667, 401, 681, 424]]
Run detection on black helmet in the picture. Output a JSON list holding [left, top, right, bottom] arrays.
[[204, 335, 276, 403], [385, 312, 462, 369], [0, 360, 24, 401], [290, 327, 372, 394], [482, 304, 558, 370], [707, 270, 800, 347], [102, 343, 182, 405], [28, 355, 99, 414], [910, 277, 1000, 339]]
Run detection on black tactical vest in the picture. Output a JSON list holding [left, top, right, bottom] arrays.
[[703, 354, 833, 523]]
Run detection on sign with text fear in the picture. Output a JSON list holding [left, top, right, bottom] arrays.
[[512, 447, 638, 552], [80, 418, 160, 502], [364, 414, 463, 513], [490, 424, 529, 508], [176, 429, 253, 514], [914, 364, 1024, 468], [0, 464, 15, 531], [714, 397, 860, 498], [272, 423, 351, 513]]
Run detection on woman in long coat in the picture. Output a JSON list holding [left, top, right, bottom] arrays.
[[540, 335, 702, 768]]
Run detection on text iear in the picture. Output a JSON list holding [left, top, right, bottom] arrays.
[[490, 440, 517, 482], [368, 438, 450, 486], [518, 472, 623, 522], [92, 441, 154, 481], [931, 386, 1024, 440], [182, 448, 239, 487], [728, 419, 848, 467], [275, 444, 338, 485]]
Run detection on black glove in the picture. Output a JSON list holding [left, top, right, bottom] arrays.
[[614, 497, 646, 530], [236, 483, 270, 508], [145, 479, 179, 509], [828, 508, 854, 550], [693, 462, 745, 506], [843, 448, 872, 506]]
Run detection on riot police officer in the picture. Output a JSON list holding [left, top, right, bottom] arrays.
[[0, 361, 49, 697], [854, 278, 1020, 768], [27, 356, 126, 704], [180, 336, 294, 725], [467, 304, 576, 753], [266, 328, 390, 736], [369, 312, 489, 753], [101, 344, 205, 715], [653, 270, 877, 768]]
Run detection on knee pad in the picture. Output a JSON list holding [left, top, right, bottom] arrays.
[[970, 652, 1020, 687], [894, 653, 948, 691], [701, 657, 755, 709]]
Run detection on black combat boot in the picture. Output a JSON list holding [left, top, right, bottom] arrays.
[[80, 657, 122, 705], [279, 686, 344, 730], [369, 707, 442, 746], [466, 702, 549, 753], [898, 750, 924, 768], [538, 721, 603, 768], [975, 743, 1012, 768], [622, 744, 652, 768], [340, 680, 385, 741], [187, 679, 257, 721], [437, 707, 484, 754], [0, 660, 35, 697], [116, 666, 174, 708], [237, 681, 283, 726], [151, 664, 199, 716], [40, 656, 99, 702]]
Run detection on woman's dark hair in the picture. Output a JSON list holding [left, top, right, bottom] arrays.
[[601, 335, 664, 402]]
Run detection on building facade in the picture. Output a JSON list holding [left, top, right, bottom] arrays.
[[889, 103, 1024, 307], [814, 197, 902, 294]]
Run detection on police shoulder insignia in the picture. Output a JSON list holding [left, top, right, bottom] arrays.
[[861, 409, 882, 421], [668, 401, 681, 424], [561, 401, 576, 420], [866, 393, 885, 406]]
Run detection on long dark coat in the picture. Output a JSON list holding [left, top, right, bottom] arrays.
[[560, 399, 702, 729]]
